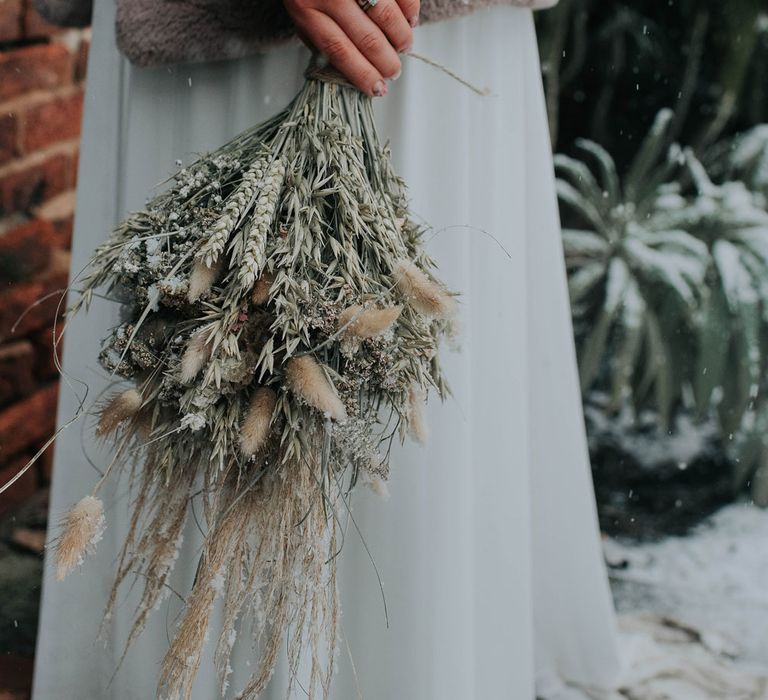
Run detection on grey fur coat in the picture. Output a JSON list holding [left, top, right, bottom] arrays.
[[36, 0, 557, 66]]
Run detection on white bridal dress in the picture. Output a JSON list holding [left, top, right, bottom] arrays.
[[33, 1, 623, 698]]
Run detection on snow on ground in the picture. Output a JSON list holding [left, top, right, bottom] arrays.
[[588, 501, 768, 699], [607, 501, 768, 670]]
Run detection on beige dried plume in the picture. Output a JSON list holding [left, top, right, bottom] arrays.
[[286, 355, 347, 421], [408, 385, 428, 445], [240, 387, 277, 457], [96, 388, 142, 436], [180, 326, 214, 383], [188, 257, 223, 302], [251, 272, 274, 306], [394, 260, 457, 319], [55, 495, 105, 581], [337, 304, 402, 339]]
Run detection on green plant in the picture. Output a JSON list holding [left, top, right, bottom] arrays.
[[557, 110, 708, 426], [559, 110, 768, 501]]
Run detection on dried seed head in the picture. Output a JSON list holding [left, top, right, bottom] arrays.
[[55, 496, 105, 581], [338, 305, 402, 339], [195, 160, 267, 268], [408, 385, 427, 445], [188, 257, 223, 302], [238, 159, 286, 291], [286, 355, 347, 422], [96, 388, 142, 436], [363, 473, 390, 499], [394, 260, 456, 319], [251, 272, 274, 306], [180, 327, 214, 383], [240, 387, 277, 457]]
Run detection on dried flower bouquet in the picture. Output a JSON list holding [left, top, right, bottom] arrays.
[[56, 64, 456, 699]]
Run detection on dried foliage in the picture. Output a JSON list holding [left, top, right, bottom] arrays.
[[58, 68, 454, 698]]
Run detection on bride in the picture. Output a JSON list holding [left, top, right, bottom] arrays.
[[32, 0, 622, 697]]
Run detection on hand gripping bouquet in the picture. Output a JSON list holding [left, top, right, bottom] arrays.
[[55, 61, 456, 699]]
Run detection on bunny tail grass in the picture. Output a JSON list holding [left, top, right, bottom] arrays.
[[286, 355, 347, 422], [180, 326, 214, 383], [408, 385, 428, 445], [338, 304, 402, 339], [239, 387, 277, 457], [188, 258, 223, 302], [250, 272, 274, 306], [96, 389, 142, 436], [394, 260, 457, 319], [55, 496, 105, 580]]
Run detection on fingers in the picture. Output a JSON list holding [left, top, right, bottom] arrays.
[[327, 2, 401, 80], [293, 8, 388, 96], [365, 0, 413, 54], [395, 0, 420, 28]]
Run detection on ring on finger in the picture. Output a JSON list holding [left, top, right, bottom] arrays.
[[356, 0, 379, 12]]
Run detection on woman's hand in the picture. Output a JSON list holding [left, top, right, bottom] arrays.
[[284, 0, 420, 97]]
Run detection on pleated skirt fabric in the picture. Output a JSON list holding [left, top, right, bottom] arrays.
[[32, 2, 622, 698]]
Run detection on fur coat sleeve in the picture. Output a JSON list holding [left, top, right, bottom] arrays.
[[35, 0, 558, 67]]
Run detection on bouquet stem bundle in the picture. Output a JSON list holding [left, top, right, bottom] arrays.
[[58, 61, 455, 699]]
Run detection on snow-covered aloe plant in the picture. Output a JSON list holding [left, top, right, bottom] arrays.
[[559, 110, 768, 503], [556, 109, 709, 427], [673, 143, 768, 503]]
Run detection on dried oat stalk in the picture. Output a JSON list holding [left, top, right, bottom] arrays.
[[59, 62, 456, 700]]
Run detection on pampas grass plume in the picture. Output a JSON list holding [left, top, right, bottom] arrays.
[[240, 387, 277, 457], [55, 495, 105, 581], [96, 388, 142, 436], [188, 258, 223, 302], [394, 260, 456, 319], [338, 305, 402, 339], [180, 327, 214, 383], [251, 272, 274, 306], [286, 355, 347, 421]]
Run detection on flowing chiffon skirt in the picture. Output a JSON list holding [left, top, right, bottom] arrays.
[[32, 1, 622, 698]]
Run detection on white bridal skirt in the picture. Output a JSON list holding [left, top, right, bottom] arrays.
[[33, 1, 622, 698]]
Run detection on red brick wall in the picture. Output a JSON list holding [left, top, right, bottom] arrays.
[[0, 0, 89, 515]]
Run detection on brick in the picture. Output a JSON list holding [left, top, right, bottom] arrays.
[[74, 37, 89, 82], [0, 451, 38, 513], [0, 382, 58, 463], [0, 44, 71, 102], [0, 218, 56, 284], [32, 324, 61, 380], [0, 0, 23, 43], [0, 340, 35, 406], [23, 89, 84, 152], [0, 111, 19, 166], [0, 151, 71, 217], [0, 251, 70, 340], [33, 190, 75, 249], [32, 189, 75, 248], [23, 0, 61, 39], [50, 214, 73, 248], [39, 434, 54, 481]]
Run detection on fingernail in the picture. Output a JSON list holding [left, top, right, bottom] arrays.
[[373, 80, 387, 96], [392, 68, 401, 80], [409, 15, 419, 27]]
